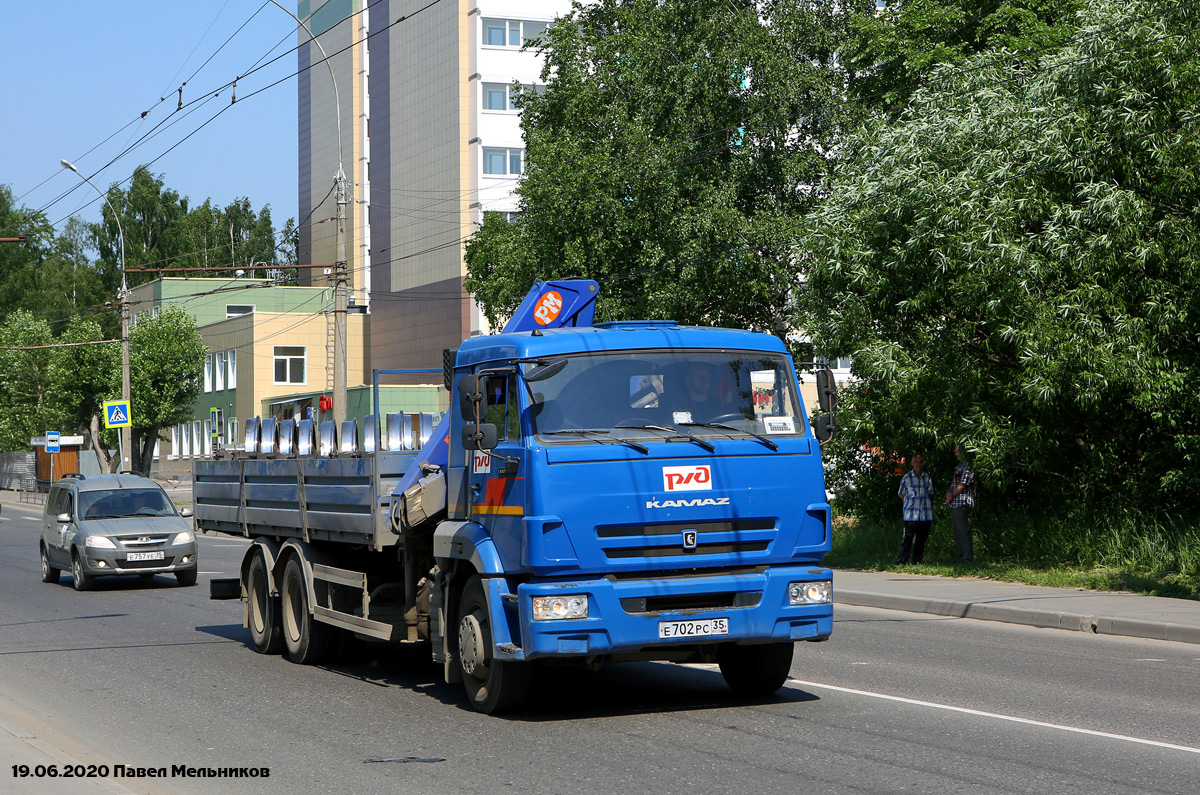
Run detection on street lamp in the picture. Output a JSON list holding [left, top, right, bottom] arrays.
[[61, 159, 133, 473]]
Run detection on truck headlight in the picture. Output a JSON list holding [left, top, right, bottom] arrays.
[[85, 536, 116, 549], [172, 531, 194, 545], [789, 580, 832, 605], [532, 595, 589, 620]]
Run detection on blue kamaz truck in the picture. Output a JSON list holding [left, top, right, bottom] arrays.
[[197, 280, 837, 713]]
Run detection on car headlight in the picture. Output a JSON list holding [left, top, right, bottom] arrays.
[[532, 595, 589, 621], [172, 530, 195, 545], [85, 536, 117, 549], [789, 580, 832, 605]]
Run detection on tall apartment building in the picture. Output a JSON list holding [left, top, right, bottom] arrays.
[[297, 0, 569, 381]]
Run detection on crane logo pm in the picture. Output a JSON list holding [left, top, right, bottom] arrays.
[[533, 291, 563, 325], [662, 465, 711, 492]]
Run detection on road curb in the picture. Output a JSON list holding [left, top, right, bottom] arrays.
[[834, 590, 1200, 646]]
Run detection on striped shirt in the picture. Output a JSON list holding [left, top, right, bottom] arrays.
[[898, 470, 934, 522], [948, 464, 976, 508]]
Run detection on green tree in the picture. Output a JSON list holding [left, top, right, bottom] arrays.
[[844, 0, 1085, 112], [0, 311, 74, 450], [799, 0, 1200, 513], [465, 0, 873, 332], [128, 305, 206, 475]]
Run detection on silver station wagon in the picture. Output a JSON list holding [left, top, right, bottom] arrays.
[[40, 473, 198, 590]]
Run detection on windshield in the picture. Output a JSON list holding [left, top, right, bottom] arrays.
[[524, 349, 804, 442], [79, 488, 176, 520]]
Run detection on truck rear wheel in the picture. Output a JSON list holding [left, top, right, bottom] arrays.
[[247, 552, 284, 654], [717, 642, 794, 696], [457, 575, 529, 714], [281, 557, 331, 664]]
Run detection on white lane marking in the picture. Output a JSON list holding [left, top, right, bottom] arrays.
[[1134, 658, 1166, 662], [787, 679, 1200, 756]]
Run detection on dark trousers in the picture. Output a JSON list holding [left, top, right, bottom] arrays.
[[951, 506, 973, 562], [897, 520, 932, 564]]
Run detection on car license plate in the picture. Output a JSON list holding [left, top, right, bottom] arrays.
[[126, 551, 165, 562], [658, 617, 729, 639]]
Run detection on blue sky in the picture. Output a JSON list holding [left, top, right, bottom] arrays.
[[4, 1, 301, 232]]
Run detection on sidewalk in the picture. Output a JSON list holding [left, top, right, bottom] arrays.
[[833, 569, 1200, 645]]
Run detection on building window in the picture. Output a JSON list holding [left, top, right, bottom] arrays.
[[483, 147, 524, 176], [227, 349, 237, 389], [274, 346, 306, 385], [214, 351, 225, 391], [203, 354, 213, 393], [226, 304, 255, 318], [483, 83, 515, 111], [483, 18, 548, 48]]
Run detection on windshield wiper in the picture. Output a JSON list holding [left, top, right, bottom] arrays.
[[540, 428, 649, 454], [612, 423, 716, 453], [679, 422, 779, 451]]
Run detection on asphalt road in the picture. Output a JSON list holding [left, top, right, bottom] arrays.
[[2, 502, 1198, 795]]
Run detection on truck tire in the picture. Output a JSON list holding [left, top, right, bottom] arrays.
[[247, 552, 284, 654], [40, 544, 61, 584], [281, 557, 331, 664], [717, 642, 794, 696], [71, 552, 95, 591], [457, 575, 529, 714]]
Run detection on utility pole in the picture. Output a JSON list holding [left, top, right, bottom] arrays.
[[61, 159, 132, 473], [333, 168, 348, 427]]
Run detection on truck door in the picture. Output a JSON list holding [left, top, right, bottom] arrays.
[[467, 374, 526, 557]]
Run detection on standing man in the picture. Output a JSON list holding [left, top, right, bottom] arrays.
[[945, 443, 976, 563], [896, 453, 934, 564]]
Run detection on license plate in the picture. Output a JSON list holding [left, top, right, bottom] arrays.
[[658, 617, 729, 639], [126, 551, 165, 562]]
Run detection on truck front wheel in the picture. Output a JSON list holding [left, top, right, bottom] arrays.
[[281, 557, 331, 664], [457, 575, 529, 714], [247, 552, 284, 654], [717, 642, 794, 696]]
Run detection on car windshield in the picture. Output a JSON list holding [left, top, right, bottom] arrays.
[[524, 349, 804, 443], [78, 488, 175, 520]]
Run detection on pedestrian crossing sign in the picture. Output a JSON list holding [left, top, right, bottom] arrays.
[[103, 400, 132, 429]]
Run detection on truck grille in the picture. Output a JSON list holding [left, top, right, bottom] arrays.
[[596, 519, 776, 561]]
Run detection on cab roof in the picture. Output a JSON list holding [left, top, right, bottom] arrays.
[[455, 323, 789, 369]]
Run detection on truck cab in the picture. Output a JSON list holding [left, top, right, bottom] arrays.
[[438, 321, 833, 710]]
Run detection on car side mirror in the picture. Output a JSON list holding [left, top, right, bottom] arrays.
[[462, 422, 498, 451], [814, 414, 836, 443], [56, 512, 71, 524], [179, 507, 194, 518], [815, 368, 838, 415], [459, 375, 490, 420]]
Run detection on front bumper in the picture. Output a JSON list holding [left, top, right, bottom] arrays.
[[509, 565, 833, 660], [80, 544, 198, 576]]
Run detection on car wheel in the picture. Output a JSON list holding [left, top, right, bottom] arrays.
[[40, 544, 61, 584], [247, 551, 284, 654], [71, 552, 95, 591], [175, 569, 198, 587], [457, 574, 529, 714], [280, 557, 331, 664], [716, 642, 794, 696]]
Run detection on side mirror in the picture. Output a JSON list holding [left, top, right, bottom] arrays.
[[56, 512, 71, 524], [815, 368, 838, 415], [813, 414, 836, 443], [458, 375, 490, 420], [462, 422, 499, 451], [179, 507, 194, 518]]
